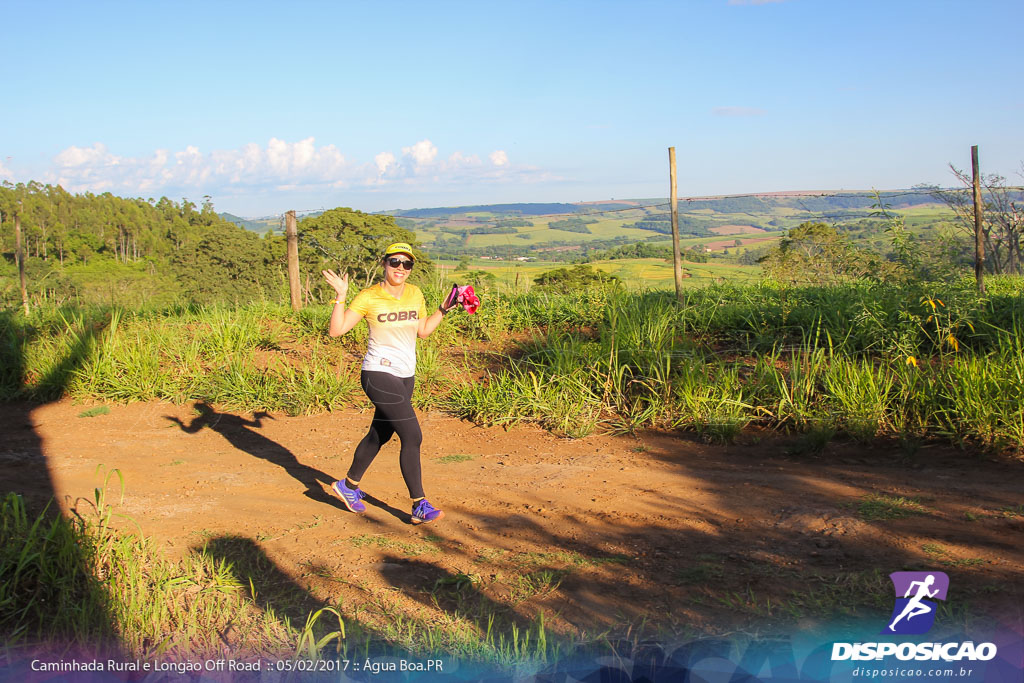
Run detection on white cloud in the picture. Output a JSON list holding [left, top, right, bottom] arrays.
[[401, 139, 438, 166], [54, 143, 111, 168], [374, 152, 396, 175], [712, 106, 767, 117], [48, 137, 352, 196], [0, 159, 13, 181], [43, 137, 546, 200]]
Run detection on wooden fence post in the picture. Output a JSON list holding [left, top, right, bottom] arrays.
[[669, 147, 683, 303], [285, 210, 302, 311], [16, 201, 30, 315], [971, 145, 985, 294]]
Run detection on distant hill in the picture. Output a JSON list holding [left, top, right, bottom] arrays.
[[219, 213, 279, 234], [387, 203, 580, 219]]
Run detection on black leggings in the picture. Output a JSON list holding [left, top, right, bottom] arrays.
[[347, 370, 424, 498]]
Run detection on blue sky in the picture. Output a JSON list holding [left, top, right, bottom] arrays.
[[2, 0, 1022, 216]]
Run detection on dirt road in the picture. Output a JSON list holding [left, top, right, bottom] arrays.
[[2, 399, 1021, 640]]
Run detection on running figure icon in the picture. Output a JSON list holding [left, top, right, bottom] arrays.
[[887, 574, 939, 632]]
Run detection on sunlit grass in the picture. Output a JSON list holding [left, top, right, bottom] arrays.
[[3, 277, 1024, 450]]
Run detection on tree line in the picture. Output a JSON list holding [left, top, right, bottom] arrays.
[[0, 182, 419, 308]]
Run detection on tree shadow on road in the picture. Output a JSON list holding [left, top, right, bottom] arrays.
[[0, 308, 121, 658]]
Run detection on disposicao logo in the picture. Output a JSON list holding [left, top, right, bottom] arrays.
[[831, 570, 998, 663], [884, 571, 949, 635]]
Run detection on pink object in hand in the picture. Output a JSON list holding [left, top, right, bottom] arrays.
[[457, 285, 480, 314]]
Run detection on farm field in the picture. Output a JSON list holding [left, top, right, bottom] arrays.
[[4, 398, 1022, 660], [394, 194, 954, 260], [437, 258, 764, 290]]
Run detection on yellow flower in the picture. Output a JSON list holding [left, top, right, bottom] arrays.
[[947, 335, 959, 351], [906, 356, 918, 368]]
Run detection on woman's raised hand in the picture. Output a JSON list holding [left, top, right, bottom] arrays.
[[322, 269, 349, 300]]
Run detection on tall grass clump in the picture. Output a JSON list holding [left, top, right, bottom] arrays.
[[2, 471, 571, 667], [1, 302, 364, 415], [4, 275, 1023, 450], [0, 471, 344, 658], [448, 277, 1024, 449]]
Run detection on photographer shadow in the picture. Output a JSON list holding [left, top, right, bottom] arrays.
[[197, 534, 391, 659], [0, 308, 122, 659]]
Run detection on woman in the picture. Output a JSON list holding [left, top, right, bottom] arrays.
[[321, 242, 457, 525]]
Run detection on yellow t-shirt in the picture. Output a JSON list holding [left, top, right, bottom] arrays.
[[348, 283, 427, 378]]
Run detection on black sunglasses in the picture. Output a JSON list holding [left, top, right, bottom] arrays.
[[385, 257, 414, 270]]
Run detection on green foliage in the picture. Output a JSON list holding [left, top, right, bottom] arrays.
[[0, 181, 282, 307], [547, 218, 596, 233], [532, 264, 619, 290], [684, 247, 709, 263], [760, 222, 903, 284], [453, 269, 498, 292], [587, 241, 673, 261], [624, 215, 714, 235], [924, 169, 1024, 275], [873, 191, 968, 282], [172, 221, 279, 304], [465, 225, 517, 235], [494, 218, 533, 228], [295, 207, 429, 299]]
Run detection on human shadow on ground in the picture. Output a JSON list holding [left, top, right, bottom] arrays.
[[165, 401, 409, 522], [166, 401, 340, 508]]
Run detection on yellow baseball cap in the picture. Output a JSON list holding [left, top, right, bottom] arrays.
[[384, 242, 414, 258]]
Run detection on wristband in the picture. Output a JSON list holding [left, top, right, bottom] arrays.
[[438, 305, 448, 316], [333, 299, 344, 305]]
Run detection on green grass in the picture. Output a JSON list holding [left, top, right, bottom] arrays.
[[996, 505, 1024, 518], [348, 534, 438, 557], [0, 478, 583, 667], [4, 276, 1024, 451], [786, 424, 836, 456], [513, 550, 629, 568], [698, 570, 895, 623], [0, 479, 341, 658], [676, 561, 725, 584], [507, 570, 568, 604], [858, 494, 929, 521], [436, 453, 475, 463], [921, 543, 989, 568], [77, 405, 110, 418]]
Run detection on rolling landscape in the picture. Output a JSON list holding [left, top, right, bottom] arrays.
[[212, 189, 965, 292], [3, 1, 1023, 679], [3, 178, 1022, 677]]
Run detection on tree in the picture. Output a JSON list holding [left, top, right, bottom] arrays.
[[533, 264, 618, 290], [294, 208, 428, 299], [924, 165, 1024, 275], [871, 191, 968, 282], [760, 222, 900, 284], [172, 221, 276, 304]]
